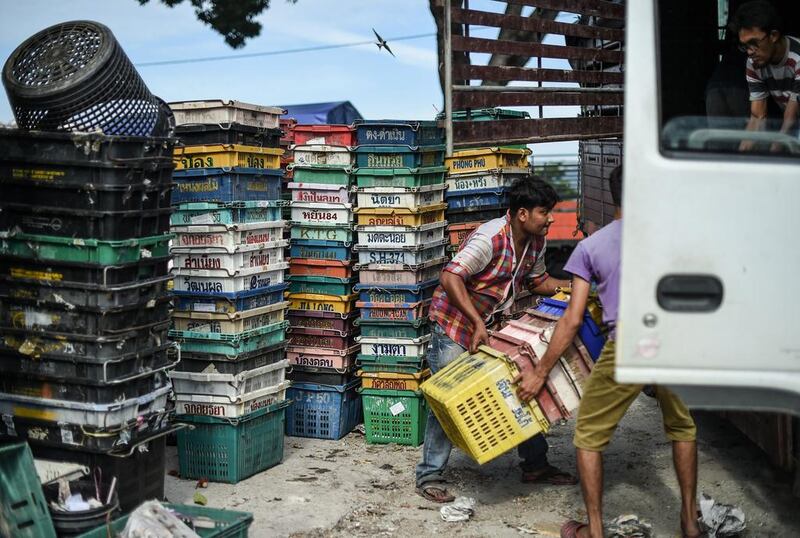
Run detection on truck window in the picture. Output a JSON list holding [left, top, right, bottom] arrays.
[[658, 0, 800, 159]]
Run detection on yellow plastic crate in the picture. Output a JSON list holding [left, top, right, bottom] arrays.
[[445, 147, 531, 175], [550, 288, 604, 328], [288, 293, 358, 314], [358, 369, 431, 391], [421, 345, 550, 464], [174, 144, 283, 170], [354, 204, 446, 227]]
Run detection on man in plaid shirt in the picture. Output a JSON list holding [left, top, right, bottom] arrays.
[[416, 176, 576, 503]]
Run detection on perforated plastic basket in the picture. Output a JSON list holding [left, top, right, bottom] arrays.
[[285, 380, 362, 440], [0, 443, 56, 538], [361, 388, 428, 446]]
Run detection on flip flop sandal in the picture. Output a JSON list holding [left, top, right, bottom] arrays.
[[521, 465, 579, 485], [560, 520, 589, 538], [415, 483, 456, 503]]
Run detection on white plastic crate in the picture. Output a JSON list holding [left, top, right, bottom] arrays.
[[292, 144, 353, 167], [356, 258, 447, 285], [287, 182, 350, 204], [290, 202, 353, 226], [355, 222, 446, 249], [170, 359, 289, 402], [169, 99, 284, 129], [354, 240, 447, 266], [354, 184, 446, 210], [172, 262, 288, 294], [171, 221, 286, 253], [171, 301, 288, 334], [172, 241, 287, 275], [175, 381, 289, 418], [355, 335, 431, 358], [445, 167, 528, 192]]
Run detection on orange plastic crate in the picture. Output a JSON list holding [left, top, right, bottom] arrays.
[[289, 258, 353, 279]]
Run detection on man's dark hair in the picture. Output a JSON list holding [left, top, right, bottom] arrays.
[[508, 175, 559, 214], [609, 165, 623, 208], [729, 1, 782, 35]]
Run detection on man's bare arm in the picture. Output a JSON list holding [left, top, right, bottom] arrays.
[[740, 99, 768, 151], [440, 271, 488, 352], [530, 277, 571, 297]]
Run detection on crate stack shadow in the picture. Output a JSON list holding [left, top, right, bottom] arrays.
[[351, 120, 448, 447], [284, 125, 363, 441], [0, 129, 177, 512], [166, 100, 291, 484]]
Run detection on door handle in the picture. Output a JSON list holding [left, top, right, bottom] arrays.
[[656, 275, 723, 312]]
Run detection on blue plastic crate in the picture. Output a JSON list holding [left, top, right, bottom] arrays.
[[171, 201, 283, 226], [446, 203, 508, 224], [353, 145, 445, 169], [353, 279, 438, 303], [353, 120, 443, 147], [172, 167, 283, 204], [535, 297, 606, 360], [445, 187, 510, 210], [285, 380, 362, 440], [289, 239, 354, 261], [173, 283, 288, 314]]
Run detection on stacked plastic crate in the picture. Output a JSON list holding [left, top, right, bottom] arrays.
[[284, 124, 362, 441], [279, 118, 297, 224], [350, 120, 448, 447], [0, 129, 176, 512], [166, 100, 291, 484]]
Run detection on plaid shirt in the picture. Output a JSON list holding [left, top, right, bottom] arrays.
[[430, 213, 548, 348]]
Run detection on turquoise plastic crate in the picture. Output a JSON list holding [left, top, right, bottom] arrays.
[[176, 400, 290, 484], [355, 318, 430, 339], [353, 145, 445, 169], [0, 443, 57, 538], [169, 321, 288, 356], [288, 275, 356, 296], [77, 503, 253, 538], [171, 201, 283, 226], [353, 166, 447, 188]]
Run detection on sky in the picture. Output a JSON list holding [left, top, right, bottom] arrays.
[[0, 0, 579, 159]]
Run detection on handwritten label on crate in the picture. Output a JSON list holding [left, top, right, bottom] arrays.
[[301, 210, 343, 223], [366, 232, 407, 245], [364, 128, 407, 144], [248, 251, 273, 268], [238, 156, 268, 168], [295, 247, 339, 260], [245, 208, 278, 222], [367, 251, 407, 264], [371, 343, 408, 356], [245, 230, 280, 245], [178, 233, 225, 247], [367, 378, 412, 391], [292, 354, 335, 368], [292, 334, 338, 348], [188, 212, 220, 225], [184, 321, 219, 333], [294, 301, 335, 312], [181, 254, 222, 270], [449, 158, 486, 171], [365, 291, 408, 303], [12, 167, 65, 182], [291, 317, 338, 330], [10, 268, 63, 282], [495, 378, 534, 429], [181, 402, 226, 416], [295, 190, 345, 204], [360, 271, 410, 284], [249, 274, 274, 290], [364, 308, 412, 320], [364, 215, 412, 226], [177, 179, 219, 193], [298, 227, 344, 241], [369, 194, 402, 207], [366, 154, 403, 168]]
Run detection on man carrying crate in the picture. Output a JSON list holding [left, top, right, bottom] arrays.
[[416, 176, 577, 503], [514, 166, 701, 538]]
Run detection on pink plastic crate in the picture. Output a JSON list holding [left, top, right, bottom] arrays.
[[287, 345, 359, 369], [288, 326, 356, 350]]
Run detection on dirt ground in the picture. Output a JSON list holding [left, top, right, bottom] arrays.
[[164, 396, 800, 537]]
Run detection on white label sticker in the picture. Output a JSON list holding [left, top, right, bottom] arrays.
[[141, 248, 152, 259], [2, 414, 16, 436], [389, 402, 406, 416], [194, 303, 217, 313], [191, 213, 216, 225], [60, 426, 76, 445]]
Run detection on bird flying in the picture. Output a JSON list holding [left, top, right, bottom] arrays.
[[372, 28, 395, 57]]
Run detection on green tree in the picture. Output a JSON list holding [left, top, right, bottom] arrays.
[[137, 0, 297, 48]]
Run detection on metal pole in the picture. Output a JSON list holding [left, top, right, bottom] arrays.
[[444, 0, 454, 156]]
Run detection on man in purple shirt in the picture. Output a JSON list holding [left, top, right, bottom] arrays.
[[514, 166, 701, 538]]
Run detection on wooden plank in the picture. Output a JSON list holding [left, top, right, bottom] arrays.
[[452, 7, 625, 42], [452, 35, 624, 63], [453, 89, 624, 108], [458, 64, 624, 84], [497, 0, 625, 20], [452, 116, 623, 146]]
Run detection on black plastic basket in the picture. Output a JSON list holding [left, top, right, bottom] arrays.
[[0, 255, 171, 287], [3, 21, 171, 137], [446, 204, 508, 224], [175, 342, 287, 375], [288, 365, 357, 385], [175, 124, 282, 147]]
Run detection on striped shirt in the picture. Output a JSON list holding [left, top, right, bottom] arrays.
[[746, 35, 800, 110]]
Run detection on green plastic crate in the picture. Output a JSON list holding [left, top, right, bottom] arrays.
[[357, 354, 426, 374], [353, 166, 446, 188], [449, 108, 531, 121], [169, 321, 288, 356], [288, 275, 356, 296], [355, 318, 430, 339], [290, 223, 353, 243], [0, 232, 172, 264], [291, 164, 352, 185], [176, 400, 290, 484], [360, 388, 428, 446], [76, 503, 253, 538], [0, 443, 57, 538]]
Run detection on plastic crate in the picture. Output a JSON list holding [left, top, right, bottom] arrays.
[[354, 240, 447, 266], [76, 503, 253, 538], [288, 275, 356, 296], [421, 345, 550, 464], [287, 345, 358, 370], [288, 293, 358, 314], [355, 184, 446, 210], [0, 232, 172, 264], [293, 124, 355, 146], [353, 119, 443, 147], [445, 167, 528, 192], [0, 443, 57, 538], [290, 201, 353, 226], [171, 263, 288, 295], [447, 222, 482, 247], [172, 168, 282, 204], [353, 145, 445, 169], [287, 326, 356, 350], [290, 239, 354, 262], [354, 204, 446, 227], [356, 299, 430, 322], [534, 297, 606, 360], [171, 222, 286, 254], [175, 381, 288, 418], [289, 164, 352, 186], [356, 335, 430, 360], [289, 258, 353, 279], [361, 388, 428, 446], [446, 187, 510, 210], [355, 318, 429, 339], [292, 144, 352, 167], [445, 147, 531, 175], [356, 354, 427, 374], [447, 108, 531, 122], [291, 223, 353, 243], [353, 166, 447, 188], [169, 320, 289, 356], [172, 283, 288, 314], [355, 221, 446, 249], [358, 370, 430, 391], [356, 258, 446, 286], [171, 201, 283, 226], [171, 301, 287, 334], [287, 310, 358, 333], [174, 144, 282, 170], [176, 400, 289, 483], [288, 365, 356, 386], [285, 380, 362, 440], [175, 123, 282, 147], [170, 99, 284, 129], [354, 280, 438, 303], [177, 342, 287, 374], [288, 182, 351, 204], [170, 359, 288, 401], [446, 204, 508, 224]]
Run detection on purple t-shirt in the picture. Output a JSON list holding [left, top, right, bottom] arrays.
[[563, 219, 622, 333]]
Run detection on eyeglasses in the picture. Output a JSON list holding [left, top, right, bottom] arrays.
[[738, 34, 770, 53]]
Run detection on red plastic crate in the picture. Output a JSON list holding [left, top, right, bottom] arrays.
[[293, 124, 355, 147]]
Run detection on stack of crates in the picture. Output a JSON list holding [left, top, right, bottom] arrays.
[[351, 120, 449, 447], [166, 100, 291, 484], [279, 118, 297, 224], [284, 124, 363, 440], [444, 109, 532, 256], [0, 128, 176, 512]]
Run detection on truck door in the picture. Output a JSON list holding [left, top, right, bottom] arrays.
[[616, 0, 800, 413]]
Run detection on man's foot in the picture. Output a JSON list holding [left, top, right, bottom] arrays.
[[416, 482, 456, 503], [521, 464, 578, 485], [560, 520, 590, 538], [681, 511, 705, 538]]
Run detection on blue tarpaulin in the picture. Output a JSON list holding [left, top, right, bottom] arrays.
[[280, 101, 363, 125]]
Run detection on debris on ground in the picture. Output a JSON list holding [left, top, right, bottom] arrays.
[[192, 492, 207, 506], [440, 496, 476, 522], [123, 500, 201, 538], [606, 514, 652, 537], [699, 493, 746, 537]]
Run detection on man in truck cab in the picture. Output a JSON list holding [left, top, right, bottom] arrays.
[[731, 0, 800, 151], [514, 167, 702, 538], [415, 176, 576, 503]]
